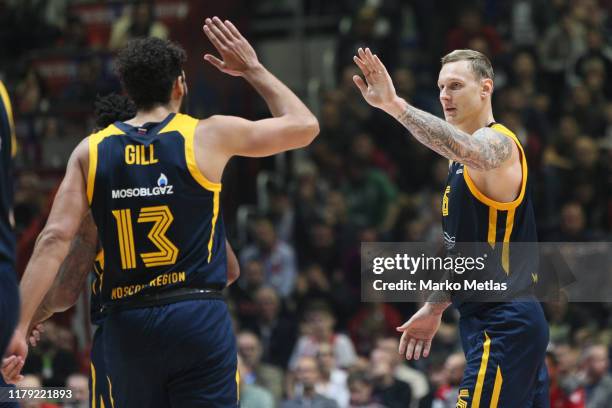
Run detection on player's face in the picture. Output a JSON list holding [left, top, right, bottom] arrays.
[[438, 61, 487, 126]]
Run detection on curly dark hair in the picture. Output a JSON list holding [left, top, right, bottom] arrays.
[[94, 93, 137, 129], [115, 37, 187, 110]]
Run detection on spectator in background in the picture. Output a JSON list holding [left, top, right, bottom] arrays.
[[65, 373, 89, 408], [232, 259, 266, 323], [240, 217, 298, 298], [282, 356, 338, 408], [375, 336, 429, 405], [573, 29, 612, 98], [244, 286, 297, 369], [347, 370, 386, 408], [445, 7, 503, 56], [17, 374, 60, 408], [341, 155, 399, 237], [348, 303, 403, 356], [238, 356, 275, 408], [581, 344, 612, 408], [289, 301, 357, 370], [370, 348, 412, 408], [108, 1, 168, 50], [315, 342, 350, 408], [547, 351, 585, 408], [432, 353, 466, 408], [238, 331, 284, 402]]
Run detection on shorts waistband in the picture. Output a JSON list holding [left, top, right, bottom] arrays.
[[103, 287, 224, 313]]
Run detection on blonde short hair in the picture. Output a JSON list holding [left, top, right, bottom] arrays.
[[441, 49, 494, 81]]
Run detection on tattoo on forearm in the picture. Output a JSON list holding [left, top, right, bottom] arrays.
[[396, 106, 513, 170]]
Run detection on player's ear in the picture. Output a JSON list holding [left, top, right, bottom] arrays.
[[481, 78, 493, 99]]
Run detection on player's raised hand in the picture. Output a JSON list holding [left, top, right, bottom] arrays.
[[353, 48, 397, 111], [203, 17, 260, 77], [396, 303, 442, 360]]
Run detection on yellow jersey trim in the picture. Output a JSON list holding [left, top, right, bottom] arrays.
[[207, 190, 220, 263], [90, 362, 97, 408], [160, 113, 222, 192], [472, 331, 491, 408], [106, 376, 115, 408], [489, 365, 503, 408], [0, 81, 17, 157], [487, 207, 497, 249], [87, 125, 125, 204], [463, 124, 528, 211]]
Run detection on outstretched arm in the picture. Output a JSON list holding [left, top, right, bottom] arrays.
[[352, 48, 513, 171], [201, 17, 319, 158]]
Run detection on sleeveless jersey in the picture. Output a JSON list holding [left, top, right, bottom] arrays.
[[90, 250, 104, 324], [88, 113, 227, 306], [442, 123, 538, 315], [0, 81, 16, 269]]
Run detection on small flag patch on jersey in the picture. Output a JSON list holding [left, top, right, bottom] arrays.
[[138, 128, 147, 134]]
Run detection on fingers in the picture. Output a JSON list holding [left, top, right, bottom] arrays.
[[1, 356, 24, 384], [423, 340, 432, 358], [398, 330, 408, 355], [212, 16, 236, 41], [203, 54, 225, 71], [353, 55, 368, 75], [405, 338, 416, 360], [224, 20, 243, 40], [414, 340, 424, 360], [373, 54, 387, 75], [353, 75, 367, 94], [203, 19, 228, 54]]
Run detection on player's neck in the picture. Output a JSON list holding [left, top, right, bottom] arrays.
[[456, 111, 495, 135], [126, 105, 176, 127]]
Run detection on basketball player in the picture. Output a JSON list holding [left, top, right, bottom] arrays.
[[4, 17, 318, 407], [0, 79, 19, 402], [353, 48, 549, 407]]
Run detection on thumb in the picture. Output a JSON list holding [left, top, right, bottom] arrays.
[[353, 75, 367, 95], [396, 322, 411, 332], [204, 54, 225, 71]]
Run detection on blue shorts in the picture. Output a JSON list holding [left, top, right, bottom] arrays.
[[0, 266, 19, 408], [89, 325, 112, 408], [0, 265, 18, 357], [103, 299, 238, 408], [457, 301, 549, 408]]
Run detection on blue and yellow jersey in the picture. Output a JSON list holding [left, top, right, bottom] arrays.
[[88, 113, 227, 306], [0, 81, 16, 269], [442, 123, 538, 314], [90, 250, 105, 324]]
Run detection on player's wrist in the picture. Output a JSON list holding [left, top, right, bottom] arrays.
[[242, 63, 266, 80], [382, 96, 407, 118], [425, 301, 450, 316]]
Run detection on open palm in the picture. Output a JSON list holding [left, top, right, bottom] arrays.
[[203, 17, 260, 77], [352, 48, 397, 110]]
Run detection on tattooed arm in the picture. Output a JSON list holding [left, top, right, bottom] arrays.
[[352, 48, 515, 171], [392, 102, 513, 170], [30, 212, 98, 328]]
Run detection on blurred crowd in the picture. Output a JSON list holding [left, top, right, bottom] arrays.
[[1, 0, 611, 407]]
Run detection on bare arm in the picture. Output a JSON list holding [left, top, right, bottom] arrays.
[[352, 48, 514, 171], [226, 239, 240, 286], [201, 17, 319, 159], [17, 140, 90, 334], [30, 212, 98, 328]]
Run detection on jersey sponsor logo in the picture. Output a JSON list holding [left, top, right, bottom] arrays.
[[111, 173, 174, 199]]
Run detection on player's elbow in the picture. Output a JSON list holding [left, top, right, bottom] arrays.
[[48, 287, 79, 312], [293, 115, 320, 148], [36, 226, 72, 253]]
